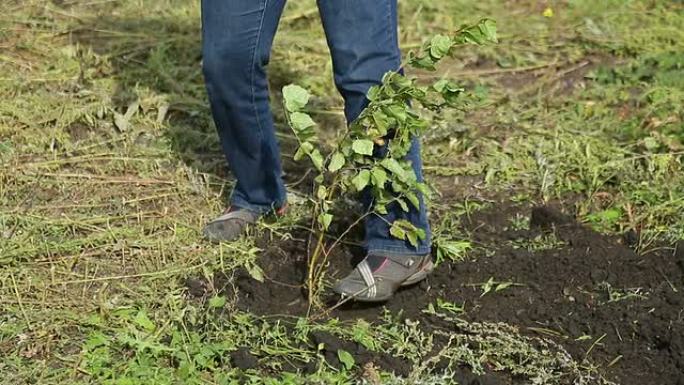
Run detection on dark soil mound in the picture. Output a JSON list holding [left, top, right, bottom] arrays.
[[187, 204, 684, 385]]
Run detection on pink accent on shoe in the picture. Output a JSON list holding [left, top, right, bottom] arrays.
[[372, 257, 390, 273]]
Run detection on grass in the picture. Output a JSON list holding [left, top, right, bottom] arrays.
[[1, 0, 682, 384]]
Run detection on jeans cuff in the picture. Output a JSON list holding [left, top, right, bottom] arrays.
[[366, 240, 431, 257], [230, 194, 287, 215]]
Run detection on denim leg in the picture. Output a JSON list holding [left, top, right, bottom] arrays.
[[201, 0, 287, 214], [317, 0, 431, 256]]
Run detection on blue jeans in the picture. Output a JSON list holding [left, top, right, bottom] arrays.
[[201, 0, 430, 256]]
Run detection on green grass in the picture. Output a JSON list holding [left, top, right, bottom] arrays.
[[1, 0, 682, 384]]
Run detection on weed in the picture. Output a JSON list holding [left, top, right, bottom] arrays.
[[597, 282, 648, 305], [423, 298, 466, 316], [465, 277, 523, 297], [509, 233, 567, 252], [508, 213, 531, 231]]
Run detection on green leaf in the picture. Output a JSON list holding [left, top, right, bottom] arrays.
[[318, 213, 333, 230], [352, 169, 371, 191], [481, 277, 495, 297], [383, 104, 408, 123], [389, 220, 424, 247], [417, 183, 431, 198], [381, 158, 410, 182], [397, 198, 409, 212], [495, 282, 513, 292], [133, 310, 155, 332], [310, 149, 324, 171], [376, 203, 388, 215], [372, 110, 391, 134], [478, 19, 498, 43], [317, 186, 327, 200], [328, 152, 345, 172], [409, 52, 437, 70], [290, 112, 316, 131], [246, 262, 265, 282], [389, 222, 406, 240], [407, 231, 418, 247], [352, 139, 374, 156], [282, 84, 310, 112], [337, 349, 355, 370], [300, 142, 314, 153], [433, 79, 449, 93], [599, 208, 622, 222], [436, 240, 472, 264], [367, 85, 382, 101], [434, 80, 464, 100], [84, 332, 109, 349], [293, 147, 305, 161], [370, 167, 388, 187], [430, 34, 453, 59], [436, 298, 465, 314], [208, 295, 226, 308]]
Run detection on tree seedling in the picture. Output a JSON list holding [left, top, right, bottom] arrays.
[[283, 19, 498, 314]]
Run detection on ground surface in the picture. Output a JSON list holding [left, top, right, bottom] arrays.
[[191, 205, 683, 385], [1, 1, 683, 384]]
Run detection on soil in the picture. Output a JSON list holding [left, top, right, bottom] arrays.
[[186, 204, 684, 385]]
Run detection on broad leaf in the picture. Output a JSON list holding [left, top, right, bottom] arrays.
[[208, 295, 226, 308], [328, 152, 345, 172], [381, 158, 410, 182], [290, 112, 316, 131], [370, 167, 388, 187], [389, 219, 425, 247], [246, 262, 265, 282], [133, 310, 155, 332], [318, 213, 333, 230], [337, 349, 355, 370], [352, 139, 374, 156], [309, 149, 324, 171], [389, 223, 406, 240], [317, 186, 327, 200], [352, 169, 371, 191], [430, 34, 453, 59], [478, 19, 498, 43], [283, 84, 310, 112]]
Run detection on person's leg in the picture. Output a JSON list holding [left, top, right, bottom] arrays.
[[317, 0, 431, 257], [201, 0, 287, 214]]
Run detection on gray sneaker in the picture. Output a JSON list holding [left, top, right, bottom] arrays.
[[332, 253, 434, 302], [202, 207, 260, 243]]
